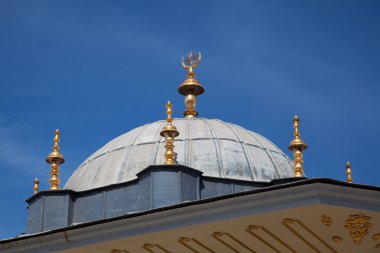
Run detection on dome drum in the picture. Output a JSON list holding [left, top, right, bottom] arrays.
[[26, 164, 273, 234]]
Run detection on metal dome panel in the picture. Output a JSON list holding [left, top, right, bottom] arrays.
[[65, 118, 294, 191]]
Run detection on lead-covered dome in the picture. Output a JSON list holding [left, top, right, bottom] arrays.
[[65, 118, 293, 191]]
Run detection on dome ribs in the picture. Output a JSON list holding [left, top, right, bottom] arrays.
[[223, 121, 256, 181], [65, 118, 293, 191], [115, 124, 151, 184], [232, 124, 282, 180]]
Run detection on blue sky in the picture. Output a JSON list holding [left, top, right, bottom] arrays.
[[0, 0, 379, 239]]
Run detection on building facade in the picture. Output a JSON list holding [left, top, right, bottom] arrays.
[[1, 53, 379, 253]]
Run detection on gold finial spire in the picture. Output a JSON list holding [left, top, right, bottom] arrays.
[[178, 52, 204, 118], [346, 161, 352, 183], [46, 129, 65, 190], [160, 101, 179, 165], [288, 115, 308, 177], [33, 178, 40, 194]]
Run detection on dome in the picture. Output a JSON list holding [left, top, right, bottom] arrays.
[[65, 118, 294, 191]]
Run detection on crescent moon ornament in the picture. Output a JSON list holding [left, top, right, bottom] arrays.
[[181, 52, 201, 71]]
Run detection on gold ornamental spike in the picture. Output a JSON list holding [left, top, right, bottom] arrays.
[[178, 52, 204, 118], [160, 101, 179, 165], [346, 161, 352, 183], [288, 115, 308, 177], [46, 129, 65, 190], [33, 178, 40, 194]]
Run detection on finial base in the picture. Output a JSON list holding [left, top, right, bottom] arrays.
[[184, 112, 198, 118], [162, 136, 177, 165]]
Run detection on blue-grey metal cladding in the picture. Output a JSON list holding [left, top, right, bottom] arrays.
[[26, 165, 271, 234]]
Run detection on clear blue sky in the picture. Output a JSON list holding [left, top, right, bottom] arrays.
[[0, 0, 379, 239]]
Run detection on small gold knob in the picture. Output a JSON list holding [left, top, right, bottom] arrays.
[[346, 161, 352, 183], [33, 178, 40, 194]]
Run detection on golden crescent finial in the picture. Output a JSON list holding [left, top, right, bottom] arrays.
[[178, 52, 204, 118], [181, 52, 202, 71], [181, 57, 189, 70]]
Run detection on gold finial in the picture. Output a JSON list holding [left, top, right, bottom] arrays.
[[33, 178, 40, 194], [288, 115, 308, 177], [46, 129, 65, 190], [178, 52, 204, 118], [346, 161, 352, 183], [160, 101, 179, 165]]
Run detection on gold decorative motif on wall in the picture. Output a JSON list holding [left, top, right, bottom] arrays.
[[108, 215, 377, 252], [111, 250, 130, 253], [373, 233, 380, 249], [246, 225, 297, 253], [332, 236, 342, 243], [178, 237, 215, 253], [321, 215, 333, 227], [344, 213, 372, 244], [373, 233, 380, 241], [142, 243, 171, 253], [212, 231, 256, 253], [282, 218, 338, 253]]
